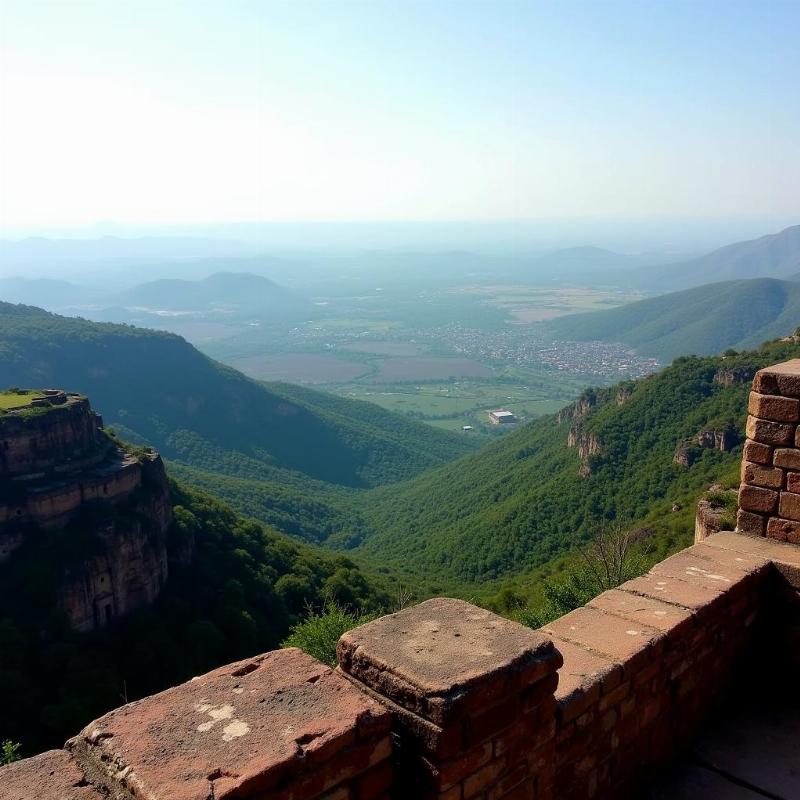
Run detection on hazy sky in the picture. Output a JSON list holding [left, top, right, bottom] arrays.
[[1, 0, 798, 229]]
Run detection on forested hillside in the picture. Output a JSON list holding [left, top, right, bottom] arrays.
[[0, 480, 387, 756], [545, 278, 800, 362], [0, 303, 476, 493], [350, 337, 800, 590]]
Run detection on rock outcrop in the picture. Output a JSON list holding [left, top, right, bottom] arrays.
[[674, 424, 738, 466], [0, 391, 173, 631], [713, 366, 755, 387], [567, 424, 602, 476]]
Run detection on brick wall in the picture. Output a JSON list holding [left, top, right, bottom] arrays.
[[5, 362, 800, 800], [738, 359, 800, 542]]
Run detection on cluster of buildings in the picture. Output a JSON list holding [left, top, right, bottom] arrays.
[[431, 324, 660, 380]]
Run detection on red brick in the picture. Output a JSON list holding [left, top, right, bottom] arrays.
[[753, 369, 779, 394], [755, 360, 800, 397], [463, 757, 508, 798], [787, 473, 800, 493], [773, 448, 800, 469], [741, 461, 784, 489], [780, 491, 800, 521], [746, 415, 794, 446], [466, 697, 519, 745], [431, 741, 493, 791], [736, 509, 766, 536], [748, 392, 800, 422], [356, 761, 394, 800], [767, 517, 800, 544], [738, 484, 778, 514], [744, 439, 773, 465]]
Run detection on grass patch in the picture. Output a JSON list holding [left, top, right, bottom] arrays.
[[0, 390, 44, 410]]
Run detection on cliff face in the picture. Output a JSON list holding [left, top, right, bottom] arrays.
[[0, 392, 173, 631]]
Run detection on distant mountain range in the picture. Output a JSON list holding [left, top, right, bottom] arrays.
[[110, 271, 307, 313], [643, 225, 800, 290], [545, 277, 800, 362]]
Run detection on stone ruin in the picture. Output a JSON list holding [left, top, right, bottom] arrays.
[[4, 363, 800, 799], [0, 391, 172, 632]]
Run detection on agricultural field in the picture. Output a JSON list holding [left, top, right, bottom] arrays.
[[453, 285, 645, 324]]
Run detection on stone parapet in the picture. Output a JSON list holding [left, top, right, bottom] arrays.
[[543, 538, 770, 799], [337, 598, 563, 800], [739, 359, 800, 543]]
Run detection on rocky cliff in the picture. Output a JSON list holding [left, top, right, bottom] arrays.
[[0, 391, 173, 631]]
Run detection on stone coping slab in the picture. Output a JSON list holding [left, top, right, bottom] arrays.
[[337, 597, 561, 726], [0, 749, 103, 800], [67, 648, 390, 800], [703, 530, 800, 588], [588, 588, 695, 636], [541, 605, 663, 675]]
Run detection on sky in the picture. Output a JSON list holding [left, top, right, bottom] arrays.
[[0, 0, 798, 232]]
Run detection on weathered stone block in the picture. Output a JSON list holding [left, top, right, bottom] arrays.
[[767, 517, 800, 545], [748, 392, 800, 422], [67, 649, 391, 800], [744, 439, 773, 465], [774, 448, 800, 470], [742, 461, 784, 489], [337, 598, 561, 727], [779, 491, 800, 521], [745, 415, 794, 446], [753, 360, 800, 397], [738, 484, 779, 514], [736, 509, 766, 537], [0, 749, 103, 800]]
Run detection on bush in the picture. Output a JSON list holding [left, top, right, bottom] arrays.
[[282, 602, 378, 667]]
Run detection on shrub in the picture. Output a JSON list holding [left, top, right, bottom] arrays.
[[1, 739, 21, 765], [282, 601, 377, 667]]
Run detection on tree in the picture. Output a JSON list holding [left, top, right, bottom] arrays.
[[517, 520, 651, 628]]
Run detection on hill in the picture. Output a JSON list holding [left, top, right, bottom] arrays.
[[348, 337, 800, 592], [110, 271, 308, 314], [0, 277, 91, 309], [543, 278, 800, 362], [645, 224, 800, 290], [528, 245, 652, 278], [0, 303, 476, 499]]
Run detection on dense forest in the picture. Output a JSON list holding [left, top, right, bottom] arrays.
[[0, 480, 387, 756], [348, 338, 800, 593]]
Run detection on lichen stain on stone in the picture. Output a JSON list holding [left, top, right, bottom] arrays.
[[221, 720, 250, 741], [195, 703, 236, 733], [684, 566, 730, 583]]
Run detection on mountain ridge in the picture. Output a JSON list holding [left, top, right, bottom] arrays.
[[543, 277, 800, 362]]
